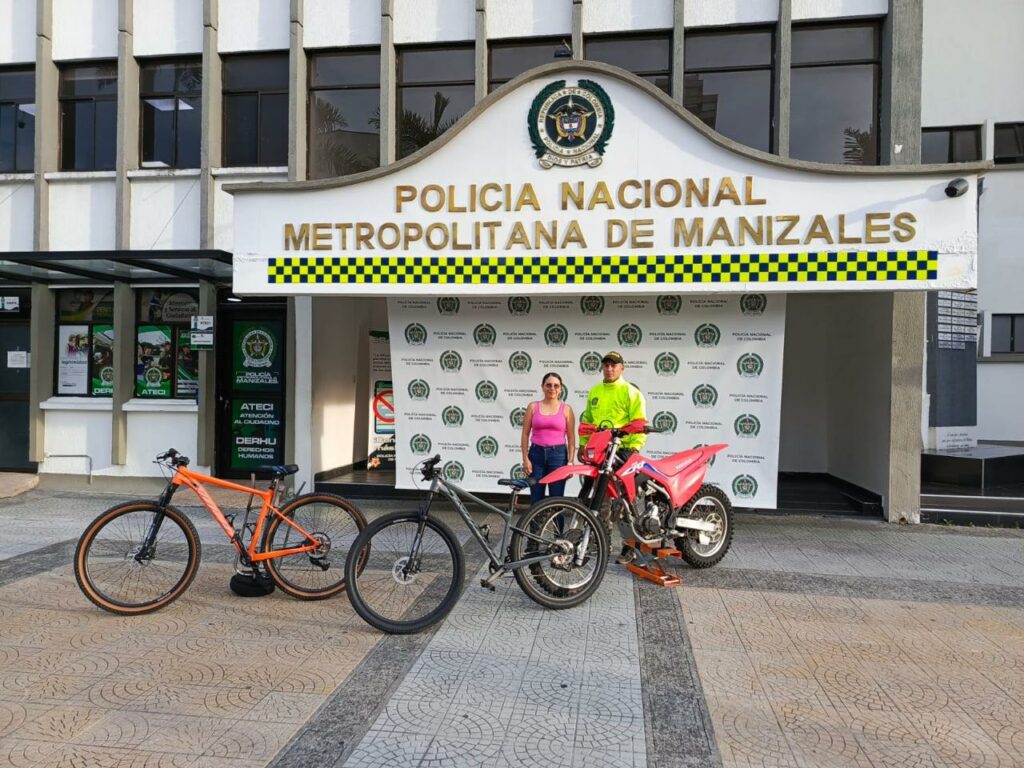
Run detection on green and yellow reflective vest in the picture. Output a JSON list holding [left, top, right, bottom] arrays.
[[579, 378, 648, 450]]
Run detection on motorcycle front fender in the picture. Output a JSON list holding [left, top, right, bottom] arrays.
[[539, 463, 598, 485]]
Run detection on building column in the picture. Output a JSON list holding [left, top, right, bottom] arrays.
[[285, 296, 313, 492], [115, 0, 139, 249], [28, 284, 54, 462], [883, 0, 924, 523], [475, 0, 487, 102], [196, 280, 217, 468], [200, 0, 221, 248], [33, 0, 57, 251], [671, 0, 684, 104], [288, 0, 307, 182], [110, 281, 135, 465], [773, 0, 792, 157], [379, 0, 396, 166], [572, 0, 583, 60]]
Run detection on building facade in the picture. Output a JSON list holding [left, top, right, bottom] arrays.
[[0, 0, 1016, 521]]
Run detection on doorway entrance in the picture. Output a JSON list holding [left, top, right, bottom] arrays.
[[0, 289, 34, 471]]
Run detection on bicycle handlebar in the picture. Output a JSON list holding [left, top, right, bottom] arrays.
[[156, 448, 190, 468], [421, 454, 442, 480]]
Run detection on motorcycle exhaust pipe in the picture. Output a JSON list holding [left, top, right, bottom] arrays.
[[674, 517, 718, 533]]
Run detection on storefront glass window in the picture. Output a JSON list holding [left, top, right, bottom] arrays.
[[0, 67, 35, 172], [222, 53, 288, 167], [683, 28, 772, 152], [55, 289, 116, 397], [994, 123, 1024, 165], [489, 38, 567, 92], [59, 63, 117, 171], [396, 46, 475, 159], [921, 126, 981, 164], [140, 59, 202, 169], [308, 49, 381, 179], [790, 22, 879, 165], [584, 33, 671, 94], [135, 289, 200, 399]]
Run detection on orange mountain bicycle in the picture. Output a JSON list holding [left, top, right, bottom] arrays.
[[74, 448, 366, 615]]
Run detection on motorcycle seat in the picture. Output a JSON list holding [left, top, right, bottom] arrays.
[[643, 448, 704, 478]]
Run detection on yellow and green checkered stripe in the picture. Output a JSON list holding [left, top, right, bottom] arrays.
[[267, 250, 938, 286]]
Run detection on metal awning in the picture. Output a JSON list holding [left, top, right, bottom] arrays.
[[0, 250, 233, 285]]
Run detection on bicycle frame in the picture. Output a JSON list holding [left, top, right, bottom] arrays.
[[155, 464, 320, 565]]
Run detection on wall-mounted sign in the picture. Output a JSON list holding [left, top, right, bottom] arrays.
[[7, 351, 28, 368], [231, 398, 283, 469], [233, 321, 282, 390], [191, 315, 214, 331], [57, 325, 89, 394], [2, 297, 19, 312]]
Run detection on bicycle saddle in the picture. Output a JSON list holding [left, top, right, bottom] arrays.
[[497, 478, 533, 490], [259, 464, 299, 477]]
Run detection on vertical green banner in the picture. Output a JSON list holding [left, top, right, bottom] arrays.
[[233, 320, 283, 391], [136, 325, 173, 397], [90, 325, 114, 396], [231, 398, 283, 469], [175, 329, 198, 398]]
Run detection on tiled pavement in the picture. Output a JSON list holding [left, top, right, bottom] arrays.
[[0, 488, 1023, 767]]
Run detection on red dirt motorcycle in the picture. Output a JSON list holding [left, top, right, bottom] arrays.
[[540, 422, 734, 568]]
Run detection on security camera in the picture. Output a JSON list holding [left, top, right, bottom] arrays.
[[945, 178, 969, 198]]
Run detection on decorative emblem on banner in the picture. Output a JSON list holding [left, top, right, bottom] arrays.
[[693, 443, 717, 467], [410, 434, 432, 455], [654, 352, 680, 376], [100, 367, 114, 385], [734, 414, 761, 438], [692, 384, 719, 408], [580, 351, 603, 374], [144, 366, 163, 385], [694, 323, 721, 348], [652, 411, 678, 434], [404, 323, 428, 346], [476, 436, 499, 458], [657, 295, 682, 315], [617, 323, 643, 347], [580, 296, 605, 315], [408, 379, 431, 401], [475, 380, 498, 402], [241, 329, 274, 369], [732, 475, 759, 499], [509, 407, 527, 429], [529, 79, 615, 169], [439, 350, 463, 372], [740, 294, 768, 316], [544, 324, 569, 347], [510, 464, 528, 480], [437, 297, 460, 315], [737, 353, 764, 377], [509, 351, 533, 374], [442, 405, 464, 427], [473, 323, 497, 346], [443, 461, 466, 482], [508, 296, 532, 316]]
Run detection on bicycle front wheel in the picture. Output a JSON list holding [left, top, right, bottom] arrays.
[[263, 493, 367, 599], [345, 512, 464, 634], [74, 501, 200, 615]]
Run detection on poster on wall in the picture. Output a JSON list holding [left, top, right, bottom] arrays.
[[175, 329, 199, 398], [231, 398, 283, 469], [367, 331, 396, 470], [136, 325, 173, 397], [57, 324, 90, 395], [233, 321, 283, 391], [90, 326, 114, 396], [389, 293, 786, 509]]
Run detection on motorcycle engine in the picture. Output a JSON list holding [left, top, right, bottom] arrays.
[[619, 483, 670, 545]]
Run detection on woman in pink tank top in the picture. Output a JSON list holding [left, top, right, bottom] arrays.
[[520, 372, 576, 504]]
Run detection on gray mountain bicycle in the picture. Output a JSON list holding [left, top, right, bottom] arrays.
[[344, 455, 609, 634]]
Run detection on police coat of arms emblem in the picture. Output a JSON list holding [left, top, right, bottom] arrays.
[[529, 79, 615, 168]]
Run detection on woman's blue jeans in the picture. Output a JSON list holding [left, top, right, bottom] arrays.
[[528, 443, 568, 504]]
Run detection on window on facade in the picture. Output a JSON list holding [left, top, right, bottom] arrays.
[[991, 314, 1024, 354], [994, 123, 1024, 165], [0, 67, 35, 172], [790, 22, 879, 165], [396, 46, 475, 159], [59, 63, 117, 171], [308, 50, 381, 179], [55, 289, 115, 397], [135, 289, 200, 399], [489, 38, 567, 92], [222, 53, 288, 167], [584, 33, 671, 94], [683, 28, 772, 152], [921, 126, 981, 164], [140, 59, 202, 169]]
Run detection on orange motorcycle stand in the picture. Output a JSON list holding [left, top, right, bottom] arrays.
[[622, 539, 682, 587]]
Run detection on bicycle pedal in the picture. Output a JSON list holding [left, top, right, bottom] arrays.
[[308, 557, 330, 572], [479, 578, 496, 592]]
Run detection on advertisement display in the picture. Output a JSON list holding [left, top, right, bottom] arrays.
[[90, 326, 114, 396], [233, 321, 283, 390], [136, 325, 173, 397], [367, 331, 396, 470], [389, 293, 785, 509], [57, 324, 90, 395], [231, 398, 283, 469], [175, 329, 199, 398]]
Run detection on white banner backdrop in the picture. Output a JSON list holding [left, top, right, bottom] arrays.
[[388, 292, 785, 508]]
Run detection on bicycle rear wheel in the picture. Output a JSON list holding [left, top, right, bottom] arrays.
[[263, 493, 366, 599], [345, 511, 464, 634], [510, 496, 608, 610], [74, 501, 200, 615]]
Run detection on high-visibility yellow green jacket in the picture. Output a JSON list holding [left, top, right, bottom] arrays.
[[579, 378, 648, 450]]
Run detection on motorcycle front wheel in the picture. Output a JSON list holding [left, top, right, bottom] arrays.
[[510, 497, 608, 610], [674, 484, 734, 568]]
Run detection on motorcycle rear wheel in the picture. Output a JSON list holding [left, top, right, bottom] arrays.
[[675, 484, 733, 568]]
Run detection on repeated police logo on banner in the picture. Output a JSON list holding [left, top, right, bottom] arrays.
[[408, 379, 430, 401], [734, 414, 761, 438], [405, 323, 427, 346], [509, 407, 527, 429], [410, 434, 432, 455], [476, 436, 499, 458], [508, 296, 531, 316], [439, 350, 462, 372], [437, 297, 460, 315], [652, 411, 678, 434], [732, 474, 758, 500], [545, 324, 569, 346], [580, 296, 604, 316], [692, 384, 718, 408], [442, 405, 464, 427], [580, 351, 602, 374], [657, 295, 682, 315], [737, 353, 764, 377], [654, 352, 680, 376], [740, 294, 767, 316], [695, 323, 721, 348], [509, 351, 532, 374], [474, 323, 496, 346], [475, 380, 498, 402], [618, 324, 642, 347], [443, 461, 466, 482]]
